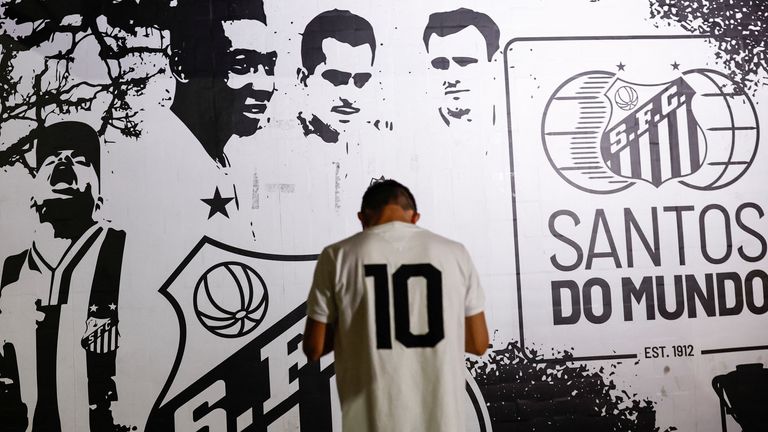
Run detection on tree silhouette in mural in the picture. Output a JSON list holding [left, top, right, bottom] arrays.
[[0, 0, 170, 175]]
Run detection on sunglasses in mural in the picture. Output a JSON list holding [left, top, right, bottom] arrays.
[[320, 69, 372, 89]]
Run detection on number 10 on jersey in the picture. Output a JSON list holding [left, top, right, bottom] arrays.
[[364, 264, 445, 349]]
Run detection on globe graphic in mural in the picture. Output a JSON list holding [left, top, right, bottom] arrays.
[[541, 71, 634, 194], [193, 262, 269, 338], [678, 69, 759, 191], [542, 68, 758, 193]]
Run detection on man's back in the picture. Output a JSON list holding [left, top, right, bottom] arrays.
[[307, 221, 484, 432]]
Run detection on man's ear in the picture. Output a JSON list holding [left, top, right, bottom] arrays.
[[95, 196, 104, 212], [411, 212, 420, 224], [357, 211, 368, 229], [296, 67, 310, 87], [168, 48, 189, 83]]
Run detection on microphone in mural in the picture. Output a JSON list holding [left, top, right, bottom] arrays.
[[712, 363, 768, 432], [168, 0, 277, 167], [0, 121, 129, 431], [297, 9, 381, 144], [423, 8, 500, 127]]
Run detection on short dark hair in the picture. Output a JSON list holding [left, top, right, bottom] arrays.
[[169, 0, 267, 79], [360, 180, 417, 215], [423, 8, 500, 62], [301, 9, 376, 76]]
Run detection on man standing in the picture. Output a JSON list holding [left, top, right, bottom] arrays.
[[168, 0, 277, 167], [423, 8, 500, 127], [303, 180, 489, 431], [297, 9, 379, 143], [0, 121, 127, 431]]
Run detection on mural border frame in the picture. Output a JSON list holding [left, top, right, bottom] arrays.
[[504, 33, 768, 363]]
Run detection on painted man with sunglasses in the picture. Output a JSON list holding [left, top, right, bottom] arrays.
[[298, 9, 377, 143], [169, 0, 277, 167], [423, 8, 500, 128]]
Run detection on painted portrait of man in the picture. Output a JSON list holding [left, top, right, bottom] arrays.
[[423, 8, 500, 127], [297, 9, 377, 143], [168, 0, 277, 167], [0, 121, 128, 431]]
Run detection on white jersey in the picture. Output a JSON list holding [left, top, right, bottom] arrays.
[[306, 221, 484, 432]]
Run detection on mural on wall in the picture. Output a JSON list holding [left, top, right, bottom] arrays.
[[711, 363, 768, 432], [423, 8, 500, 127], [143, 238, 325, 431], [650, 0, 768, 91], [470, 341, 660, 431], [297, 9, 384, 144], [168, 0, 276, 168], [0, 122, 129, 431], [508, 34, 766, 360], [0, 0, 766, 431], [0, 0, 167, 173], [544, 69, 758, 193]]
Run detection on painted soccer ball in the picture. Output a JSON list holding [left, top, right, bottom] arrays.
[[614, 85, 639, 111], [193, 262, 269, 338]]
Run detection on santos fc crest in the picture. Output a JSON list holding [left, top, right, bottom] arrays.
[[542, 69, 759, 194]]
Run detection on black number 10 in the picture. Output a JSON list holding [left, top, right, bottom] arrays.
[[364, 263, 444, 349]]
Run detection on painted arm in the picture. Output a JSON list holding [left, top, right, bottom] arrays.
[[465, 312, 489, 356], [302, 317, 335, 362]]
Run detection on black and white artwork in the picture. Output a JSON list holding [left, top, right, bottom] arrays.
[[423, 8, 500, 127], [297, 9, 383, 143], [144, 238, 322, 431], [0, 122, 128, 431], [168, 0, 276, 167], [0, 1, 766, 431], [712, 363, 768, 432]]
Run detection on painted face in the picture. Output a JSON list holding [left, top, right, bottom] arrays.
[[427, 26, 490, 125], [222, 19, 277, 137], [304, 38, 374, 128], [33, 149, 99, 205]]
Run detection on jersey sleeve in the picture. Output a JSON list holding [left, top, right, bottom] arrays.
[[306, 247, 338, 324], [462, 246, 485, 317]]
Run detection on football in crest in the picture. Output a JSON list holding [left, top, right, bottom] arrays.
[[614, 85, 639, 111], [193, 261, 269, 338]]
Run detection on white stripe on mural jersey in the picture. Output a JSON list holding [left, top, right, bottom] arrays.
[[639, 132, 652, 182], [108, 327, 116, 352], [658, 117, 673, 182], [620, 140, 632, 176], [677, 108, 692, 175]]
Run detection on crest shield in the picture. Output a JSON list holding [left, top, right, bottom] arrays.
[[146, 237, 326, 432], [81, 317, 119, 353], [600, 77, 706, 186]]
